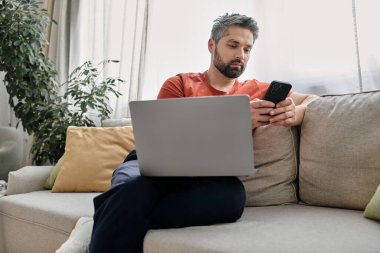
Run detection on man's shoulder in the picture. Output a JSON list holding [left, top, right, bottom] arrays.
[[241, 79, 270, 91], [158, 72, 207, 99], [166, 72, 205, 83], [239, 78, 268, 86], [233, 79, 270, 99]]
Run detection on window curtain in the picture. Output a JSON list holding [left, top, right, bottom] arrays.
[[12, 0, 148, 165], [355, 0, 380, 92], [47, 0, 148, 119], [142, 0, 379, 99], [250, 0, 380, 95], [45, 0, 72, 94]]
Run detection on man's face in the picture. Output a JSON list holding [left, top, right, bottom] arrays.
[[211, 26, 254, 78]]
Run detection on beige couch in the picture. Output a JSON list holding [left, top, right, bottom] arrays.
[[1, 91, 380, 253]]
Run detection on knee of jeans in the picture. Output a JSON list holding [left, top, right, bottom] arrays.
[[227, 178, 246, 221], [111, 160, 141, 187]]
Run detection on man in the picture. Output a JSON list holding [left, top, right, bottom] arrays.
[[90, 13, 317, 253]]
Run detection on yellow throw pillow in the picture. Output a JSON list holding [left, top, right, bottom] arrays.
[[52, 126, 135, 192]]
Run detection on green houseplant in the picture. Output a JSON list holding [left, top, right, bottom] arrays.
[[0, 0, 125, 164], [31, 60, 125, 165]]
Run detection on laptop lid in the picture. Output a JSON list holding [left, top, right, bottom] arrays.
[[129, 95, 256, 176]]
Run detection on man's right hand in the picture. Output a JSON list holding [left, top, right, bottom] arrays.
[[250, 98, 275, 129]]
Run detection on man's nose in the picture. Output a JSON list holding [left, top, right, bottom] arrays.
[[235, 49, 245, 60]]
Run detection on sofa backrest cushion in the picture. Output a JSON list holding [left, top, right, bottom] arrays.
[[52, 126, 135, 192], [299, 91, 380, 210], [240, 125, 299, 206], [104, 119, 299, 206], [105, 118, 300, 206]]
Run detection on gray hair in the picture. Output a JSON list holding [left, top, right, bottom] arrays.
[[211, 13, 259, 43]]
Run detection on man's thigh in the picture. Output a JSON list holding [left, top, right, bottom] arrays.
[[150, 176, 246, 229]]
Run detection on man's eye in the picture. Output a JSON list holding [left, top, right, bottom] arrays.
[[244, 48, 251, 53], [228, 45, 237, 48]]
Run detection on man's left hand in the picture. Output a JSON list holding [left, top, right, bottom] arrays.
[[268, 97, 299, 127]]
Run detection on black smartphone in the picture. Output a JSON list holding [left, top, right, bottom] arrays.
[[263, 80, 292, 105]]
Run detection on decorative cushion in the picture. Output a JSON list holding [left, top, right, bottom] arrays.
[[52, 126, 135, 192], [300, 91, 380, 210], [44, 155, 64, 190], [364, 184, 380, 221], [240, 125, 298, 206]]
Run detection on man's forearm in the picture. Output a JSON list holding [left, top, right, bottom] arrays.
[[294, 95, 319, 126]]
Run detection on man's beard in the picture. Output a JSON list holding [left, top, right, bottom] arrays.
[[214, 47, 246, 78]]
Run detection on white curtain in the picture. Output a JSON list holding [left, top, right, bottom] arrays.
[[251, 0, 380, 95], [142, 0, 379, 98], [49, 0, 148, 119], [355, 0, 380, 91], [47, 0, 72, 93]]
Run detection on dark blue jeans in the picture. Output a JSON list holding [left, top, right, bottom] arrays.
[[89, 150, 246, 253]]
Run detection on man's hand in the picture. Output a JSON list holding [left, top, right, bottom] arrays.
[[250, 98, 275, 129], [250, 93, 318, 129], [268, 97, 299, 127]]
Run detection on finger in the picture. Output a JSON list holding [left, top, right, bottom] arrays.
[[270, 112, 292, 123], [271, 117, 295, 126], [269, 105, 295, 116], [254, 114, 272, 123], [270, 110, 295, 123], [252, 108, 274, 115], [250, 100, 275, 108], [276, 97, 293, 108]]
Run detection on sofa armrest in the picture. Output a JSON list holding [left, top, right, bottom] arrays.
[[6, 166, 54, 195]]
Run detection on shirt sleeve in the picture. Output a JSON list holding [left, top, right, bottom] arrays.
[[255, 81, 270, 100], [157, 75, 185, 99]]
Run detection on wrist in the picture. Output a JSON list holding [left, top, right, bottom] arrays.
[[295, 104, 307, 126]]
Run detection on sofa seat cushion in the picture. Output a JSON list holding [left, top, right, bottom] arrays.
[[0, 190, 98, 233], [144, 204, 380, 253], [0, 190, 98, 253]]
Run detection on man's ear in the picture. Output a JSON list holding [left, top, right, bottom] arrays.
[[208, 38, 215, 53]]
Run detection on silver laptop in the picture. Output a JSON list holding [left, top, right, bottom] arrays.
[[129, 95, 256, 176]]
